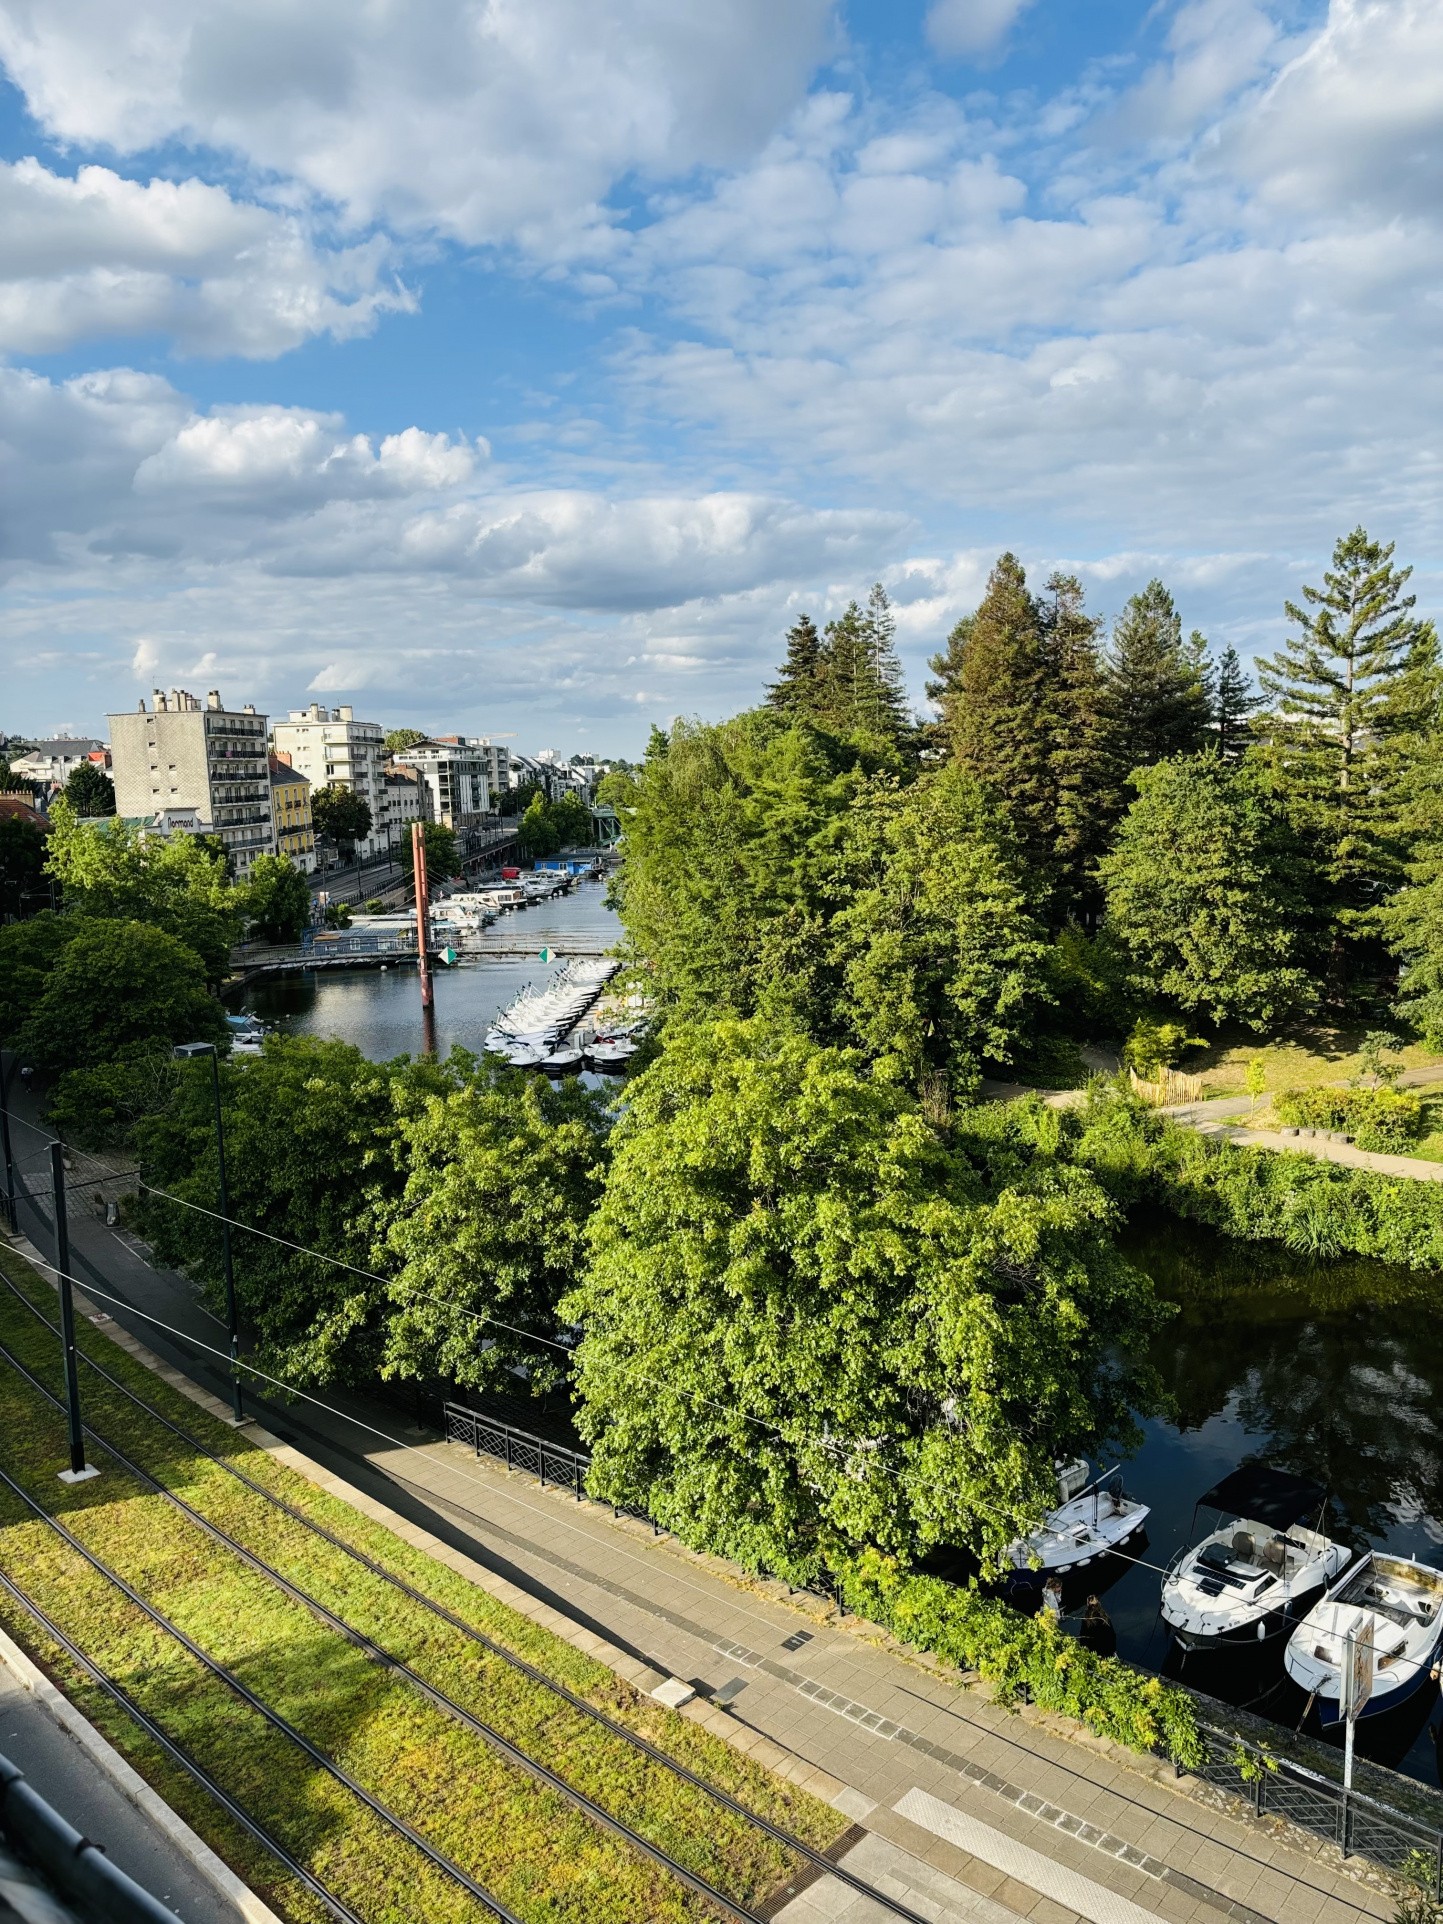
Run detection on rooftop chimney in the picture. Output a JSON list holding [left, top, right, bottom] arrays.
[[337, 704, 354, 722], [207, 689, 221, 710]]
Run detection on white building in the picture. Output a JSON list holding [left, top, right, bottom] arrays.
[[405, 736, 491, 831], [381, 765, 428, 848], [109, 690, 273, 878], [7, 738, 108, 789], [270, 704, 386, 861], [471, 739, 511, 803]]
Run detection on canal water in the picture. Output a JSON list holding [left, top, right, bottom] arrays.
[[238, 877, 622, 1059], [242, 900, 1443, 1787]]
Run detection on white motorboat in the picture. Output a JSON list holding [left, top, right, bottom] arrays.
[[483, 959, 621, 1066], [586, 1036, 637, 1071], [1162, 1465, 1352, 1654], [1285, 1552, 1443, 1726], [1007, 1462, 1150, 1577], [540, 1045, 584, 1075]]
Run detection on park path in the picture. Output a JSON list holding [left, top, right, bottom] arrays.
[[0, 1070, 1416, 1924]]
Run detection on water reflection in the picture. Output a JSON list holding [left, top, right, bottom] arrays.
[[1111, 1217, 1443, 1784]]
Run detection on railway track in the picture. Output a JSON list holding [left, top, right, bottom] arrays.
[[0, 1267, 938, 1924]]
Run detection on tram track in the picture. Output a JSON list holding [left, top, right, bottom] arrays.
[[0, 1330, 772, 1924], [0, 1266, 942, 1924]]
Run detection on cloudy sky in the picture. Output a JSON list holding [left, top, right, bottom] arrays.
[[1, 0, 1439, 753]]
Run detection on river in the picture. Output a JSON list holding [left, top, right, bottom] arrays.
[[238, 877, 622, 1059], [241, 900, 1443, 1787]]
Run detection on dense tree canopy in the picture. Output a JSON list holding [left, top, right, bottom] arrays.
[[378, 1066, 610, 1392], [245, 853, 312, 944], [1099, 754, 1314, 1029], [383, 727, 428, 756], [566, 1019, 1160, 1580], [1106, 581, 1212, 771], [0, 814, 49, 920], [19, 919, 228, 1070], [43, 802, 242, 985], [401, 820, 460, 885]]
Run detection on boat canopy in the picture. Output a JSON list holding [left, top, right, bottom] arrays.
[[1196, 1464, 1325, 1527]]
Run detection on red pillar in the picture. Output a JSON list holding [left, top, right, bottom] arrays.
[[412, 820, 434, 1016]]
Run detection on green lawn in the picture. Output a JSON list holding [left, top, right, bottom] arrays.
[[1187, 1030, 1443, 1100], [0, 1248, 842, 1922]]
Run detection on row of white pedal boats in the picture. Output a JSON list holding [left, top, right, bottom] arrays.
[[1010, 1460, 1443, 1725], [483, 959, 632, 1072]]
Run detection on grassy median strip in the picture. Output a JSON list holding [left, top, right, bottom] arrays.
[[0, 1249, 843, 1886], [0, 1360, 727, 1924]]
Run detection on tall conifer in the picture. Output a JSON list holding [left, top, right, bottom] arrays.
[[1041, 572, 1112, 921], [818, 585, 910, 749], [1105, 580, 1212, 773], [1257, 527, 1441, 992], [766, 614, 823, 718], [1212, 645, 1265, 761], [930, 553, 1057, 880]]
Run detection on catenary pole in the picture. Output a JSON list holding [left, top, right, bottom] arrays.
[[50, 1142, 94, 1482]]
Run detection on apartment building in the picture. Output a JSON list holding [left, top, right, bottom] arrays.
[[109, 689, 273, 878], [270, 704, 385, 861], [381, 765, 427, 848], [6, 738, 109, 790], [268, 752, 316, 873], [472, 739, 511, 802], [406, 736, 491, 831]]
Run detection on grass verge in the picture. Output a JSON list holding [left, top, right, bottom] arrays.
[[0, 1245, 842, 1908]]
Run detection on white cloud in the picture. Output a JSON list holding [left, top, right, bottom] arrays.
[[925, 0, 1034, 59], [0, 157, 409, 356], [0, 0, 834, 250]]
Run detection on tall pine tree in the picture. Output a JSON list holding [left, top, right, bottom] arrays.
[[930, 553, 1058, 883], [818, 585, 910, 749], [1257, 527, 1440, 994], [1040, 572, 1112, 921], [766, 614, 823, 719], [1105, 580, 1212, 773], [1212, 645, 1265, 761]]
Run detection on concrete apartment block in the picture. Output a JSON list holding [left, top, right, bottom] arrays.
[[109, 689, 274, 879]]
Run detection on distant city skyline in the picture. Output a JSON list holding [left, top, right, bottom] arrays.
[[1, 0, 1439, 752]]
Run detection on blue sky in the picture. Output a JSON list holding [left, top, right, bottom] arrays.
[[1, 0, 1439, 754]]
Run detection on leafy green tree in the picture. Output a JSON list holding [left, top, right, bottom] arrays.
[[501, 778, 544, 818], [136, 1037, 453, 1381], [549, 791, 593, 848], [63, 761, 115, 816], [0, 913, 78, 1045], [1105, 580, 1212, 772], [0, 813, 49, 920], [766, 614, 824, 719], [1098, 753, 1314, 1029], [611, 714, 861, 1034], [1211, 646, 1264, 762], [566, 1018, 1161, 1580], [310, 783, 373, 855], [833, 766, 1052, 1093], [377, 1065, 610, 1393], [245, 853, 312, 944], [18, 919, 228, 1070], [43, 802, 242, 985], [383, 727, 428, 756], [1257, 528, 1441, 993], [517, 794, 560, 859], [593, 768, 639, 814], [401, 820, 460, 886]]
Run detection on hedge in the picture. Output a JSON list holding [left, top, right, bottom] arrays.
[[838, 1550, 1204, 1769], [1274, 1085, 1422, 1155], [1067, 1093, 1443, 1270]]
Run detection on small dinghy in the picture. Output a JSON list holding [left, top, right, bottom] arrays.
[[1007, 1462, 1150, 1578], [1285, 1552, 1443, 1726], [1161, 1465, 1352, 1655]]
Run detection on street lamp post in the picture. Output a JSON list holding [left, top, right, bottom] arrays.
[[174, 1042, 243, 1423]]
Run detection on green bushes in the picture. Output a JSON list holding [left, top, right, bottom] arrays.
[[1274, 1086, 1422, 1155], [838, 1551, 1203, 1770]]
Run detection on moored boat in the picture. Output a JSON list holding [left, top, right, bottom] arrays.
[[1007, 1462, 1150, 1578], [1161, 1465, 1352, 1654], [1285, 1552, 1443, 1725]]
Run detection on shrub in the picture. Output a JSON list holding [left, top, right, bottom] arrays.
[[838, 1551, 1203, 1770], [1275, 1087, 1422, 1155], [365, 897, 386, 914], [1121, 1016, 1204, 1078]]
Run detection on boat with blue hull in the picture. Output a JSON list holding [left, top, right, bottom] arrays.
[[1285, 1552, 1443, 1726]]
